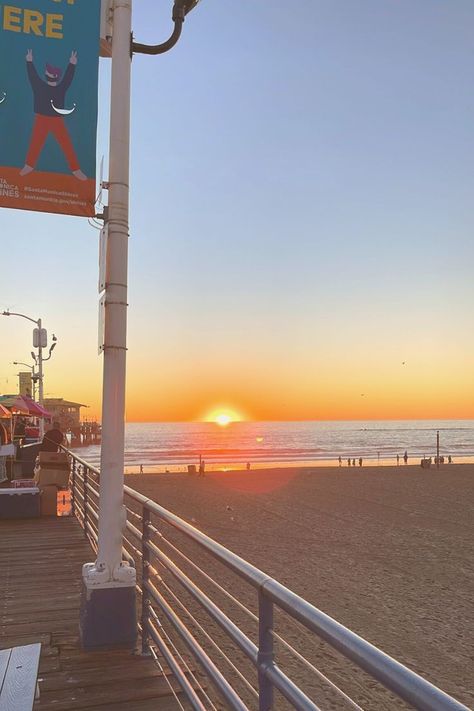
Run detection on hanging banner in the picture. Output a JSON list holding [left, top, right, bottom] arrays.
[[0, 1, 101, 217]]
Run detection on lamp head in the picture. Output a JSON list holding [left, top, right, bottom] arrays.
[[173, 0, 200, 20], [2, 310, 10, 316], [49, 343, 57, 353], [31, 351, 37, 363]]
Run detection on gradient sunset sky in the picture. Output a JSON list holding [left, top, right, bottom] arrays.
[[1, 0, 474, 422]]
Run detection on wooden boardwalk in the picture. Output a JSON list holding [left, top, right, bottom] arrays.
[[0, 517, 184, 710]]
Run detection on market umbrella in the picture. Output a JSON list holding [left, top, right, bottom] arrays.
[[0, 404, 12, 419], [0, 395, 30, 415], [22, 396, 52, 419]]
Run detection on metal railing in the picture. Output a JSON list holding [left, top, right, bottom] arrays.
[[65, 448, 470, 711]]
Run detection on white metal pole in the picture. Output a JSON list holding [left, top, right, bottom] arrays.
[[96, 0, 134, 582], [37, 318, 44, 439]]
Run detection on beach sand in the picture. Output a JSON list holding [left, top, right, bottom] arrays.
[[125, 464, 473, 709]]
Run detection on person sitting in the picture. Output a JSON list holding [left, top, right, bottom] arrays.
[[40, 422, 64, 452]]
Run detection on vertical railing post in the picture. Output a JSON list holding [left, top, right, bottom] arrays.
[[258, 589, 274, 711], [83, 466, 89, 538], [141, 507, 151, 655], [71, 458, 76, 517]]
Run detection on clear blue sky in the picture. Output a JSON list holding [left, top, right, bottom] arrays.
[[1, 0, 474, 420]]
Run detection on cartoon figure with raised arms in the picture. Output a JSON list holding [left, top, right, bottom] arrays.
[[20, 49, 86, 181]]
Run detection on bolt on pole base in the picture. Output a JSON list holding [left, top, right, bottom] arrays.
[[80, 563, 137, 650]]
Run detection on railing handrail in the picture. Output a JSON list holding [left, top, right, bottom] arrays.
[[65, 447, 470, 711]]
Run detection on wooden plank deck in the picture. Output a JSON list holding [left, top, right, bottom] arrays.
[[0, 517, 184, 710]]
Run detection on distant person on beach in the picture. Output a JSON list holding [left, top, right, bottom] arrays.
[[246, 462, 251, 471], [404, 451, 408, 464], [352, 458, 356, 466], [396, 454, 400, 466], [199, 459, 205, 477], [359, 457, 362, 467], [338, 456, 342, 467], [448, 455, 452, 464], [347, 458, 351, 466], [40, 421, 64, 452], [140, 464, 143, 474]]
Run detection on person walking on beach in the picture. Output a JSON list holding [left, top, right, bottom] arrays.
[[338, 456, 342, 467], [396, 454, 400, 466], [358, 457, 362, 467], [198, 459, 205, 477], [347, 458, 351, 466], [352, 458, 356, 467], [403, 450, 408, 464]]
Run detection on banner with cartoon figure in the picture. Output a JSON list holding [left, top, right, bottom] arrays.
[[0, 1, 101, 217]]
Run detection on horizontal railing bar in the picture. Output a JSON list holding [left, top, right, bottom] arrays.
[[145, 536, 258, 663], [144, 579, 249, 711], [63, 447, 100, 477], [146, 617, 207, 711], [262, 580, 470, 711], [159, 577, 259, 699], [270, 629, 364, 710], [148, 644, 188, 711], [147, 605, 219, 711], [124, 486, 270, 589], [125, 518, 143, 542], [151, 526, 259, 625], [265, 663, 322, 711], [126, 506, 143, 522]]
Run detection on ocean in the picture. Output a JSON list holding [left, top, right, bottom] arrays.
[[73, 419, 474, 472]]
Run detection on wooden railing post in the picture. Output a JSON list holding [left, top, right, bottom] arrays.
[[258, 590, 274, 711], [141, 507, 151, 655]]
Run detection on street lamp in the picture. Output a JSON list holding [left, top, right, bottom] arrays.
[[1, 310, 49, 437], [80, 0, 202, 650], [12, 361, 38, 400]]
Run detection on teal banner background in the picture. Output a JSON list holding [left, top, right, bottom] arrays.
[[0, 0, 100, 177]]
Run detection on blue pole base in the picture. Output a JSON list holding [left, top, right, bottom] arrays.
[[80, 578, 137, 651]]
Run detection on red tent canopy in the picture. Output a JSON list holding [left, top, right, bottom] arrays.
[[22, 396, 52, 419]]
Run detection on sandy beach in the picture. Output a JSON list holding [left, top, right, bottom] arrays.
[[125, 463, 473, 709]]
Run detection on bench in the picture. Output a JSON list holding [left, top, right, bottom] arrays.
[[0, 643, 41, 711]]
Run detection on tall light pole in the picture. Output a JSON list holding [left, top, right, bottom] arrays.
[[80, 0, 202, 650], [1, 311, 48, 437]]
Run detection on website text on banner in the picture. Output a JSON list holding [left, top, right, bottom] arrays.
[[0, 1, 101, 217]]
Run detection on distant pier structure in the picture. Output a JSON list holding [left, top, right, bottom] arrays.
[[43, 398, 101, 447]]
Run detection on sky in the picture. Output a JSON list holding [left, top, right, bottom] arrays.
[[1, 0, 474, 422]]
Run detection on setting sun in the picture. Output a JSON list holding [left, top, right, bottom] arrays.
[[215, 413, 232, 426], [202, 406, 247, 425]]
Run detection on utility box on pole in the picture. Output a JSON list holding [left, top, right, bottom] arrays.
[[33, 328, 47, 349]]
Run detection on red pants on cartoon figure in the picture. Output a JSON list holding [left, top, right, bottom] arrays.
[[26, 114, 80, 172]]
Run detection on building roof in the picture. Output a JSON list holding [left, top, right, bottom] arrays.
[[43, 398, 88, 409]]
